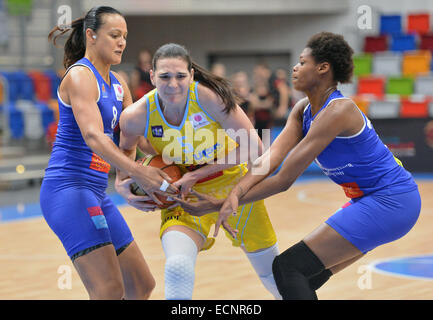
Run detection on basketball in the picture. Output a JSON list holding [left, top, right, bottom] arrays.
[[130, 154, 183, 209]]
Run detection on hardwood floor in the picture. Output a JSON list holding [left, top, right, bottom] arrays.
[[0, 179, 431, 300]]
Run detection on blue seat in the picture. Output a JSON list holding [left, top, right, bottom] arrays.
[[44, 70, 61, 99], [380, 14, 402, 35], [0, 72, 19, 102], [0, 71, 34, 101], [7, 103, 24, 139], [391, 34, 417, 52], [16, 71, 34, 100]]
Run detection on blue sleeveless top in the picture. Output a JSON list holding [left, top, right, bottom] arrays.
[[302, 90, 417, 198], [43, 57, 124, 189]]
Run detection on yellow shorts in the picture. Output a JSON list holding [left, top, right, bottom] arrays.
[[159, 165, 277, 252], [160, 200, 277, 252]]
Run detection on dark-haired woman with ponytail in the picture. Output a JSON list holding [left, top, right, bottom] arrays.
[[40, 7, 177, 299], [116, 43, 281, 300]]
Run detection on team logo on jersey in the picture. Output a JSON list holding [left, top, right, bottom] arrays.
[[113, 84, 124, 101], [151, 125, 164, 138], [101, 83, 109, 98], [189, 112, 210, 130]]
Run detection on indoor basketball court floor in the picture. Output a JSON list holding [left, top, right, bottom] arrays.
[[0, 174, 432, 300]]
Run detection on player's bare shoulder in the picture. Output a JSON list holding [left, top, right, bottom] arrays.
[[195, 83, 226, 119], [322, 97, 359, 122], [196, 82, 218, 101], [290, 97, 310, 122], [60, 65, 98, 103]]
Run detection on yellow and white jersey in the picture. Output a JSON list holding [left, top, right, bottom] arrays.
[[143, 81, 276, 252], [144, 81, 247, 198]]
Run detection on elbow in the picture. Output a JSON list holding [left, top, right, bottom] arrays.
[[279, 182, 290, 193], [83, 130, 104, 149], [275, 174, 292, 193]]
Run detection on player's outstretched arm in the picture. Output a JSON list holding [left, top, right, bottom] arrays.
[[174, 97, 307, 219], [215, 99, 354, 237]]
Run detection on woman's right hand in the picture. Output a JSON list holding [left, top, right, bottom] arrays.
[[214, 191, 240, 238], [114, 176, 158, 212], [130, 165, 179, 206], [171, 190, 224, 216]]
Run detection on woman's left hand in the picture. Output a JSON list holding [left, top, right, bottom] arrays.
[[214, 191, 240, 238], [115, 177, 158, 212]]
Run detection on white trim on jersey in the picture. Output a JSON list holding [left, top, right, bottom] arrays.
[[56, 63, 101, 108]]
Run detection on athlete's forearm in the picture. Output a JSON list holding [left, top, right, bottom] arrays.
[[116, 132, 140, 181], [238, 138, 317, 205], [228, 143, 288, 201], [237, 174, 293, 205], [85, 131, 140, 178], [116, 146, 137, 181]]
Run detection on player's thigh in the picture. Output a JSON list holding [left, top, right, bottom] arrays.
[[101, 195, 134, 253], [117, 240, 155, 297], [303, 223, 363, 270], [330, 254, 364, 274], [73, 244, 124, 297]]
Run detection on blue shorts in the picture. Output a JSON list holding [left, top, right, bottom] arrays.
[[40, 178, 133, 259], [326, 188, 421, 254]]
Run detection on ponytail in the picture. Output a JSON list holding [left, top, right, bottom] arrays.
[[153, 43, 240, 114], [191, 62, 240, 114], [48, 6, 124, 69], [48, 18, 85, 69]]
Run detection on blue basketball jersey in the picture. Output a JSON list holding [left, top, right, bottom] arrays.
[[302, 90, 417, 198], [43, 57, 124, 188]]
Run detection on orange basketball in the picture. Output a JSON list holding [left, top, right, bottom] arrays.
[[130, 154, 182, 209]]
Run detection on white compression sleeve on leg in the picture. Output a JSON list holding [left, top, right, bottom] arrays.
[[161, 230, 199, 300], [245, 242, 282, 300]]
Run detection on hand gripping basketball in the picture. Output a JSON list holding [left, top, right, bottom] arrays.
[[130, 155, 182, 209]]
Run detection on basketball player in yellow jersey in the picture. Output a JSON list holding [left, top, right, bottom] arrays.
[[115, 43, 281, 300]]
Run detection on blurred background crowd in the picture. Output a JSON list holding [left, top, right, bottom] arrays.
[[123, 48, 301, 139], [1, 0, 433, 192]]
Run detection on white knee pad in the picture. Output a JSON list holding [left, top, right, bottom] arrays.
[[162, 231, 198, 300], [245, 242, 282, 300], [165, 254, 195, 300]]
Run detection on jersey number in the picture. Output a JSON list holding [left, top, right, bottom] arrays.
[[111, 106, 118, 129]]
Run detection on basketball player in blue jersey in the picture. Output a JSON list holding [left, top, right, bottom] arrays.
[[40, 6, 177, 300], [178, 32, 422, 299]]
